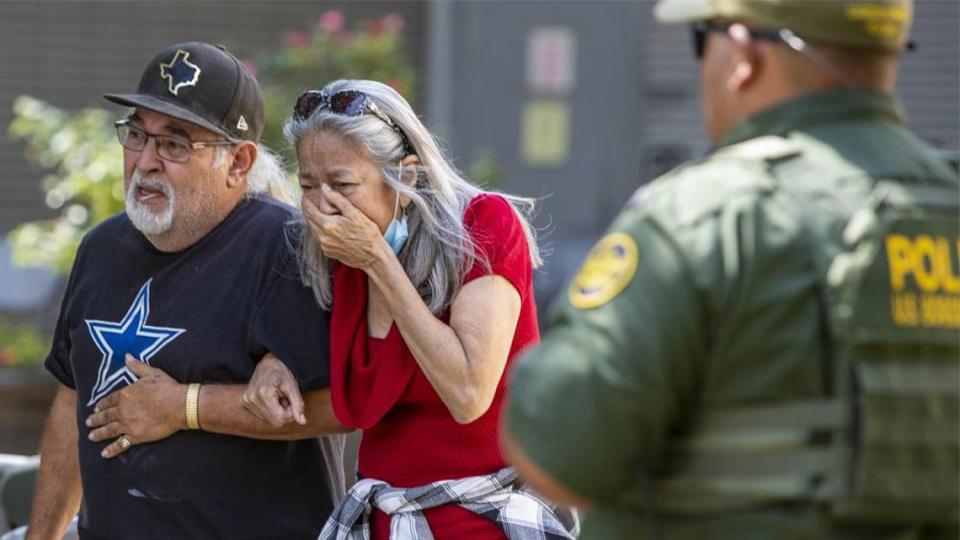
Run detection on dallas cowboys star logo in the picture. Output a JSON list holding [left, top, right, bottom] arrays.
[[159, 49, 201, 96], [85, 279, 185, 406]]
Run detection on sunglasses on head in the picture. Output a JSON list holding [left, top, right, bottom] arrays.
[[293, 89, 414, 155]]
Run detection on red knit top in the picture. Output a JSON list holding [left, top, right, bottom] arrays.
[[329, 194, 538, 539]]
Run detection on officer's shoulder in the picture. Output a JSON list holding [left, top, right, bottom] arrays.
[[625, 135, 807, 229]]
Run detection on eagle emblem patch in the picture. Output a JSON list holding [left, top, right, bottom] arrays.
[[569, 232, 639, 309]]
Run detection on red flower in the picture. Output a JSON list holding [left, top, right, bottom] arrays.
[[284, 30, 310, 49], [319, 10, 345, 33], [365, 19, 386, 37], [0, 347, 14, 367]]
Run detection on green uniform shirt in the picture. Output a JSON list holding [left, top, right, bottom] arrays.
[[507, 88, 959, 539]]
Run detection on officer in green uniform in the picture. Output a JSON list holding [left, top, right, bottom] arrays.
[[503, 0, 959, 538]]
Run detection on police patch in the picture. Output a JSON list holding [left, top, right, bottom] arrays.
[[159, 49, 201, 96], [569, 232, 639, 309]]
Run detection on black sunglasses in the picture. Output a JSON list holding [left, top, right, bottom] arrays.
[[690, 20, 784, 60], [293, 90, 414, 155], [691, 20, 918, 61]]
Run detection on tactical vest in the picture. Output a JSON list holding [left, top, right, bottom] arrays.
[[654, 136, 960, 526]]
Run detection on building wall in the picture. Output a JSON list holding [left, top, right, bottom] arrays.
[[897, 0, 960, 149], [0, 0, 424, 233]]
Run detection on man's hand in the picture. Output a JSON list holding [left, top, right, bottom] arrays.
[[86, 355, 187, 458], [241, 353, 306, 427]]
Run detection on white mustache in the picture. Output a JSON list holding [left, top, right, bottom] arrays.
[[126, 171, 176, 235], [129, 171, 174, 199]]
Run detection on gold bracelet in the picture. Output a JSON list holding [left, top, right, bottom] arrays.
[[186, 383, 202, 430]]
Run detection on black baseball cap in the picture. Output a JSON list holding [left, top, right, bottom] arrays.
[[104, 42, 264, 142]]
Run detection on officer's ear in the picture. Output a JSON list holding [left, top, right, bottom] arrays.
[[727, 23, 761, 92], [225, 141, 258, 189]]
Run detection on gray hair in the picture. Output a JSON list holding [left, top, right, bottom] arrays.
[[214, 144, 293, 205], [284, 79, 542, 314]]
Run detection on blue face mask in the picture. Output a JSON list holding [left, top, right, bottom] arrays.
[[384, 209, 408, 254], [383, 165, 409, 254]]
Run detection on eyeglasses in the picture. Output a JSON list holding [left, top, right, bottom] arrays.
[[114, 120, 233, 163], [690, 20, 783, 60], [293, 90, 414, 155]]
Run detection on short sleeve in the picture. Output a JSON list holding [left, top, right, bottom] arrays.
[[44, 238, 88, 389], [249, 255, 331, 393], [462, 194, 531, 296], [505, 210, 706, 503]]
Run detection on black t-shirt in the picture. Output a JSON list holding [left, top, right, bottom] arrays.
[[45, 196, 334, 539]]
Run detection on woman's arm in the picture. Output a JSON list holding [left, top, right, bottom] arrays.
[[368, 245, 521, 424], [198, 382, 348, 440], [305, 187, 523, 424]]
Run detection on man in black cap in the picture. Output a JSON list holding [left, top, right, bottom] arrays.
[[25, 42, 347, 540]]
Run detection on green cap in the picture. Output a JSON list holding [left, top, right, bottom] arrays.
[[655, 0, 913, 52]]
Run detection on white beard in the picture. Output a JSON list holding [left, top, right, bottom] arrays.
[[125, 171, 175, 236]]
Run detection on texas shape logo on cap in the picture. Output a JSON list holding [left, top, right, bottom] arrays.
[[159, 50, 201, 96]]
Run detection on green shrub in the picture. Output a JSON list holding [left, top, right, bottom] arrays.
[[7, 96, 123, 275], [252, 10, 416, 160], [0, 316, 50, 367]]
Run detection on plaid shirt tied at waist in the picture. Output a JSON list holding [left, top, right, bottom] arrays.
[[317, 466, 579, 540]]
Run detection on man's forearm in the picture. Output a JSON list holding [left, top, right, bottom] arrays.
[[26, 385, 82, 540], [198, 385, 349, 440]]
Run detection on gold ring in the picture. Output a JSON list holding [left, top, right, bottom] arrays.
[[118, 436, 131, 450]]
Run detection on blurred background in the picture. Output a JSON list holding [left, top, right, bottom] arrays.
[[0, 0, 956, 460]]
